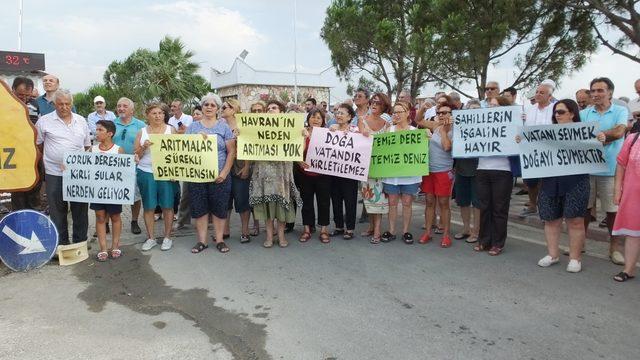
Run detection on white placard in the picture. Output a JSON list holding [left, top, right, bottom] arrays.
[[452, 105, 522, 158]]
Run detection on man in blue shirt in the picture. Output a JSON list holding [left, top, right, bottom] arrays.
[[580, 77, 628, 265], [87, 95, 116, 140], [36, 74, 76, 115], [113, 97, 147, 235]]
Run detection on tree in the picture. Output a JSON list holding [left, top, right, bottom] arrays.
[[427, 0, 597, 99], [73, 84, 120, 117], [103, 36, 210, 107], [345, 75, 384, 96], [569, 0, 640, 64], [321, 0, 437, 99]]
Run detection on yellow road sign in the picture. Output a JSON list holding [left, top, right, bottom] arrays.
[[0, 79, 39, 192]]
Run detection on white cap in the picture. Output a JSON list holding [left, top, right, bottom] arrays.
[[540, 79, 556, 92], [93, 95, 106, 104]]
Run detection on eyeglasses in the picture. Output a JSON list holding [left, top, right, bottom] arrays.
[[120, 128, 127, 140], [485, 87, 498, 91], [251, 108, 263, 112], [370, 100, 382, 105], [393, 110, 407, 114], [554, 109, 568, 115], [202, 102, 217, 107], [437, 111, 452, 115]]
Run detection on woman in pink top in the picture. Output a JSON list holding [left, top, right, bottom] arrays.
[[612, 132, 640, 282]]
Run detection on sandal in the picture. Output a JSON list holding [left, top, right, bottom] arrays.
[[343, 231, 354, 240], [299, 232, 311, 243], [473, 243, 489, 252], [263, 238, 274, 248], [191, 242, 208, 253], [240, 234, 251, 244], [110, 248, 122, 259], [216, 242, 230, 253], [613, 271, 635, 282], [96, 251, 108, 262], [454, 233, 470, 240], [488, 246, 503, 256], [278, 238, 289, 248], [381, 231, 396, 243], [319, 232, 331, 244], [403, 232, 414, 244], [465, 236, 478, 244], [249, 228, 259, 237], [329, 229, 345, 237], [361, 229, 374, 237], [370, 236, 381, 245], [433, 226, 444, 235]]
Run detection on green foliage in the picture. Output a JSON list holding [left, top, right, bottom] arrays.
[[73, 83, 120, 117], [346, 75, 383, 95]]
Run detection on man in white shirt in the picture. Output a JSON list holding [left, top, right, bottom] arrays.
[[36, 89, 91, 245], [168, 99, 193, 134], [520, 83, 554, 218], [86, 95, 116, 140]]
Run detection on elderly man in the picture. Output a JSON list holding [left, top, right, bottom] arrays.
[[581, 77, 628, 265], [10, 77, 43, 210], [36, 74, 76, 116], [480, 81, 500, 108], [575, 89, 591, 110], [35, 89, 91, 245], [168, 99, 193, 134], [87, 95, 116, 140], [520, 83, 555, 218], [113, 97, 146, 234]]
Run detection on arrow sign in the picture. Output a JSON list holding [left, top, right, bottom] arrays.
[[2, 226, 46, 254], [0, 210, 58, 272]]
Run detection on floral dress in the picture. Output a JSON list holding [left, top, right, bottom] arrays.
[[250, 161, 302, 222], [361, 120, 389, 214], [612, 134, 640, 237]]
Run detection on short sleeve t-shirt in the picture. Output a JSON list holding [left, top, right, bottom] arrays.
[[114, 117, 147, 155], [429, 127, 454, 172], [580, 104, 629, 176], [187, 120, 235, 172]]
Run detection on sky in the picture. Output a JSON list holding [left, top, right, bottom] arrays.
[[1, 0, 638, 104]]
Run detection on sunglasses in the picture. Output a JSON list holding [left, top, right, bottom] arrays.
[[554, 109, 568, 115], [437, 111, 452, 115], [393, 110, 407, 114], [120, 128, 127, 140]]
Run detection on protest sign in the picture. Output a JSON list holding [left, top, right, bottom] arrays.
[[236, 113, 304, 161], [369, 130, 429, 178], [149, 134, 218, 182], [305, 128, 373, 181], [518, 122, 608, 179], [63, 152, 136, 205], [0, 79, 39, 192], [452, 105, 522, 158]]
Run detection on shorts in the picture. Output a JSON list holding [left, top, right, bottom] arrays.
[[228, 176, 250, 213], [588, 176, 617, 213], [539, 176, 589, 221], [134, 183, 141, 202], [189, 178, 231, 219], [421, 171, 454, 197], [523, 178, 540, 188], [136, 169, 179, 210], [382, 182, 420, 196], [90, 203, 123, 215], [454, 174, 478, 207]]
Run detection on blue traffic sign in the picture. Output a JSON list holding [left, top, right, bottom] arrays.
[[0, 210, 58, 272]]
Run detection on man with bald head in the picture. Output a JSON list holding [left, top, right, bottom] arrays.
[[576, 89, 591, 110], [36, 74, 77, 116]]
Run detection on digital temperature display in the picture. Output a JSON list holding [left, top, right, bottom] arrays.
[[0, 51, 45, 72]]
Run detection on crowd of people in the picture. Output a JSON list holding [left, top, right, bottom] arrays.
[[7, 74, 640, 283]]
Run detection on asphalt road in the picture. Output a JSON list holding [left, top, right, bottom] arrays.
[[1, 202, 638, 360]]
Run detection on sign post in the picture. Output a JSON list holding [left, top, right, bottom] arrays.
[[0, 210, 58, 272]]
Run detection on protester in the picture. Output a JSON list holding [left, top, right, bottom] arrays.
[[113, 97, 146, 235], [520, 83, 555, 218], [168, 99, 194, 134], [35, 89, 91, 245], [36, 74, 76, 115], [453, 100, 481, 243], [449, 92, 464, 110], [501, 87, 517, 105], [612, 130, 640, 282], [10, 77, 43, 211], [474, 95, 516, 255], [328, 103, 360, 240], [249, 100, 302, 248], [304, 97, 317, 113], [134, 103, 178, 251], [247, 101, 266, 236], [359, 93, 391, 244], [220, 99, 252, 244], [298, 109, 332, 243], [419, 101, 454, 247], [382, 101, 422, 244], [87, 96, 116, 140], [531, 100, 589, 272], [581, 77, 628, 265], [186, 94, 236, 254], [628, 79, 640, 132], [398, 90, 416, 123], [91, 120, 125, 261], [575, 89, 592, 110], [480, 81, 500, 107], [192, 105, 203, 121]]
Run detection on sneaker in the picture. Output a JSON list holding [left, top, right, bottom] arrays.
[[566, 260, 582, 273], [154, 213, 162, 221], [440, 235, 452, 248], [161, 238, 173, 251], [131, 221, 142, 235], [519, 208, 537, 218], [610, 251, 625, 265], [141, 238, 158, 251], [537, 255, 559, 267]]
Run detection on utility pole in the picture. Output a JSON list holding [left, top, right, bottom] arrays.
[[293, 0, 298, 104], [18, 0, 24, 51]]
